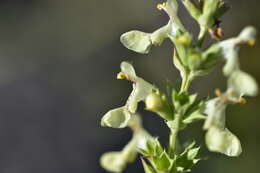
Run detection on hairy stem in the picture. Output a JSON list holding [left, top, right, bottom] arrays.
[[169, 72, 193, 157], [169, 113, 182, 156], [197, 27, 207, 47], [180, 71, 192, 93]]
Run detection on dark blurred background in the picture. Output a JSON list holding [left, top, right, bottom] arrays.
[[0, 0, 259, 173]]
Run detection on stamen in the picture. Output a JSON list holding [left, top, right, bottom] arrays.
[[215, 89, 222, 97], [117, 72, 127, 79], [248, 39, 256, 46], [237, 97, 247, 105], [217, 28, 223, 38], [157, 3, 166, 11]]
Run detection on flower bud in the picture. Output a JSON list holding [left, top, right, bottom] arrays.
[[145, 92, 164, 111], [145, 92, 173, 120]]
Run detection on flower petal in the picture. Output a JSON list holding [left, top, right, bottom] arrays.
[[203, 98, 226, 130], [120, 30, 152, 54], [101, 106, 131, 128], [120, 61, 137, 79], [228, 70, 258, 97], [100, 152, 127, 173], [205, 127, 242, 157]]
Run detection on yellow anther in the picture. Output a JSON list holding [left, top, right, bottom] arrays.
[[209, 28, 222, 40], [228, 91, 237, 98], [208, 28, 214, 34], [157, 3, 166, 10], [117, 72, 127, 79], [248, 39, 256, 46], [215, 89, 222, 97], [217, 28, 223, 38], [237, 97, 247, 105]]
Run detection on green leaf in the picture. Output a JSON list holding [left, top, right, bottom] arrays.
[[101, 106, 131, 128], [172, 92, 199, 116], [152, 151, 172, 171], [141, 158, 158, 173], [140, 138, 164, 157], [120, 30, 152, 54], [205, 127, 242, 157], [182, 0, 202, 19], [173, 49, 187, 79], [183, 110, 206, 124], [174, 142, 201, 172], [187, 147, 200, 160]]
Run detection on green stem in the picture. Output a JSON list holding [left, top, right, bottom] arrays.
[[168, 72, 193, 157], [169, 113, 182, 156], [180, 71, 192, 93], [197, 27, 207, 47]]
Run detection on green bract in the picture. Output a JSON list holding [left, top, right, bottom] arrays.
[[100, 0, 258, 173]]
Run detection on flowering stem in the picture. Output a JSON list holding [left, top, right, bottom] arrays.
[[169, 72, 193, 157], [169, 113, 182, 157], [180, 71, 192, 93], [197, 27, 207, 47]]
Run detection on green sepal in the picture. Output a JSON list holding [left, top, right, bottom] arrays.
[[145, 90, 174, 120]]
